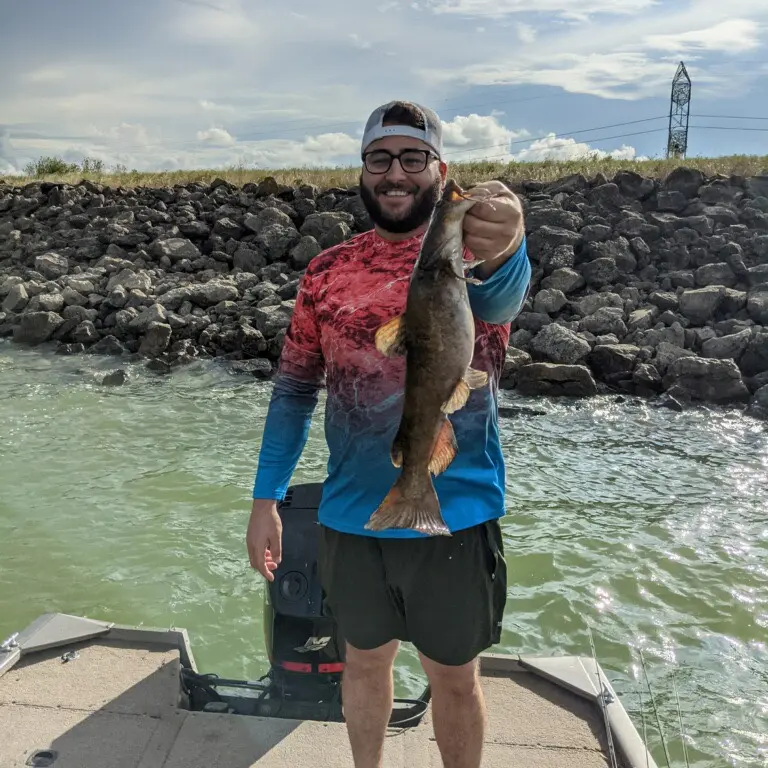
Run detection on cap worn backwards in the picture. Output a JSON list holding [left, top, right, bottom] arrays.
[[361, 101, 443, 160]]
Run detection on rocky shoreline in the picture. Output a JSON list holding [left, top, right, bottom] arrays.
[[1, 169, 767, 420]]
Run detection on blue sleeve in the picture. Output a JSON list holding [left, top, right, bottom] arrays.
[[251, 373, 321, 501], [467, 236, 531, 325]]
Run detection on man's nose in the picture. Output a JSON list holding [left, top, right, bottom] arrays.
[[384, 157, 409, 183]]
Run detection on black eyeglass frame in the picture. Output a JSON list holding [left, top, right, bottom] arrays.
[[361, 148, 439, 174]]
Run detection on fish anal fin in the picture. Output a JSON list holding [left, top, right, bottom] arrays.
[[375, 315, 407, 357], [428, 418, 458, 475]]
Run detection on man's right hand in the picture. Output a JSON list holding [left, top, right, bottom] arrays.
[[246, 498, 283, 582]]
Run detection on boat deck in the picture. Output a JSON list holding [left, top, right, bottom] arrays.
[[0, 613, 655, 768]]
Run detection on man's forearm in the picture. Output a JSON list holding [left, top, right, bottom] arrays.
[[252, 373, 321, 501], [467, 235, 532, 326]]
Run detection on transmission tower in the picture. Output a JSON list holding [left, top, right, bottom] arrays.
[[666, 61, 691, 159]]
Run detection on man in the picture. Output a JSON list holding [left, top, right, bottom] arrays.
[[246, 100, 531, 768]]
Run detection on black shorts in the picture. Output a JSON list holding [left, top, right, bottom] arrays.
[[317, 519, 507, 667]]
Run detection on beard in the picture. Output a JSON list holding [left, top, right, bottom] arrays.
[[359, 174, 442, 234]]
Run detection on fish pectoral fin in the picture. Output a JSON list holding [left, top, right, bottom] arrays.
[[428, 418, 458, 475], [441, 379, 470, 414], [463, 258, 484, 270], [464, 366, 488, 389], [375, 315, 407, 357], [441, 367, 489, 414]]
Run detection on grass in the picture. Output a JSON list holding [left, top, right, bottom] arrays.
[[2, 155, 767, 191]]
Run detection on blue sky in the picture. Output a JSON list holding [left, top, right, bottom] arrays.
[[0, 0, 766, 173]]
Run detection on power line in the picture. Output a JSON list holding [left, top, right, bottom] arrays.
[[690, 114, 768, 121], [443, 116, 669, 157], [451, 128, 668, 163], [689, 125, 768, 132]]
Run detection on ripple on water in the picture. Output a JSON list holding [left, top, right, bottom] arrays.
[[1, 344, 767, 767]]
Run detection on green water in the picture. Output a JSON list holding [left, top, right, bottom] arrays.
[[0, 340, 766, 768]]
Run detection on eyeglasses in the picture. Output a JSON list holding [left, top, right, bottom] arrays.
[[362, 149, 437, 174]]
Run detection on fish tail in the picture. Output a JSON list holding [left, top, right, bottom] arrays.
[[364, 472, 451, 537]]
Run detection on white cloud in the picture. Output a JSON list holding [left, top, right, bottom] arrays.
[[196, 127, 236, 146], [173, 0, 261, 42], [644, 18, 761, 53], [349, 33, 372, 49], [420, 52, 682, 100], [516, 22, 537, 44], [441, 113, 527, 160], [424, 0, 657, 19], [199, 100, 235, 113], [511, 134, 642, 161]]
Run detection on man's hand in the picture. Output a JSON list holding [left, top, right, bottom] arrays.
[[462, 180, 525, 277], [246, 498, 283, 582]]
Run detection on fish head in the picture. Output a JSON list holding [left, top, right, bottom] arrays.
[[432, 178, 494, 225]]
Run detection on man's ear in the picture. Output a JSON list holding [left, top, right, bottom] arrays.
[[438, 160, 448, 181]]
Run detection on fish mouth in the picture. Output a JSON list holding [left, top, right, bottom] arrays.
[[441, 178, 493, 205]]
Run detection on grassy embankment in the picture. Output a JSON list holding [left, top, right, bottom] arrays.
[[2, 155, 767, 189]]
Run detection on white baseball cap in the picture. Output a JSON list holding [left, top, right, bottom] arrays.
[[361, 101, 443, 159]]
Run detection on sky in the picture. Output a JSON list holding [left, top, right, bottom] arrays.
[[0, 0, 767, 174]]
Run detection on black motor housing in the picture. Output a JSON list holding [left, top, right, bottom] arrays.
[[263, 481, 346, 676]]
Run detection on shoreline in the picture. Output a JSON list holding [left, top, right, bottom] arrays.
[[1, 166, 768, 420]]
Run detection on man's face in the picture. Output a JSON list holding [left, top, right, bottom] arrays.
[[359, 134, 446, 235]]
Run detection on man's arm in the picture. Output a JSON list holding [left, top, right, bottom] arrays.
[[252, 271, 325, 501], [466, 235, 532, 326]]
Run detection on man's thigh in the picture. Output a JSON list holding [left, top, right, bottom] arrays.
[[384, 519, 507, 667], [317, 525, 407, 651]]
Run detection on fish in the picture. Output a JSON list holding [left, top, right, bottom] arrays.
[[364, 178, 493, 537]]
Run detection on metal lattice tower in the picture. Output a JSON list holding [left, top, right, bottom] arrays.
[[667, 61, 691, 159]]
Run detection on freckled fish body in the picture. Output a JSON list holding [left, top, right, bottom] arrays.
[[364, 179, 491, 537]]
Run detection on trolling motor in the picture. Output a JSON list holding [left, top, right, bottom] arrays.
[[181, 481, 430, 726]]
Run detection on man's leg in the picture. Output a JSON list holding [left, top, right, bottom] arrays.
[[419, 653, 486, 768], [342, 639, 400, 768], [385, 519, 507, 768], [317, 526, 407, 768]]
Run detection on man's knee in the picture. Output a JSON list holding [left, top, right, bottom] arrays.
[[345, 639, 399, 676], [419, 652, 479, 697]]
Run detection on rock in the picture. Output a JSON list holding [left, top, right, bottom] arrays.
[[663, 356, 751, 403], [663, 167, 704, 198], [72, 320, 99, 344], [575, 292, 623, 317], [34, 252, 69, 279], [500, 347, 532, 388], [516, 363, 598, 397], [229, 359, 273, 378], [581, 307, 627, 337], [290, 236, 322, 269], [533, 288, 568, 315], [747, 384, 768, 420], [627, 308, 657, 331], [540, 245, 575, 272], [2, 283, 29, 313], [588, 344, 639, 379], [581, 257, 618, 288], [529, 323, 591, 365], [678, 286, 726, 325], [695, 262, 736, 288], [747, 291, 768, 324], [740, 332, 768, 377], [252, 302, 295, 337], [88, 335, 129, 355], [633, 363, 662, 393], [649, 291, 678, 311], [101, 369, 128, 386], [701, 329, 752, 360], [541, 267, 584, 294], [138, 322, 172, 356], [151, 238, 201, 262], [191, 280, 239, 308], [654, 341, 696, 374], [300, 212, 355, 241], [13, 311, 65, 345]]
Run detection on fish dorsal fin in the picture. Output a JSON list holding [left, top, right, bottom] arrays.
[[441, 367, 489, 413], [428, 418, 458, 475], [375, 315, 406, 357]]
